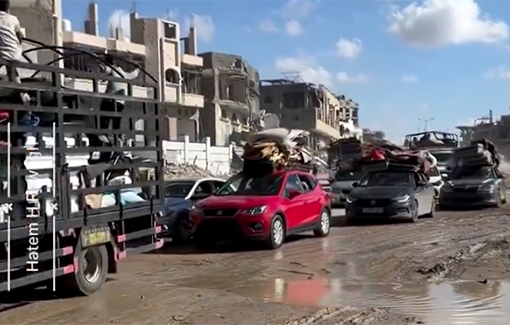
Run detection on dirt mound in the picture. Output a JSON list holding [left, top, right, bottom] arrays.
[[164, 163, 212, 179]]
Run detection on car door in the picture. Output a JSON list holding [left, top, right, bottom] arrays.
[[415, 172, 432, 215], [281, 174, 306, 230], [297, 174, 322, 224], [413, 172, 426, 215]]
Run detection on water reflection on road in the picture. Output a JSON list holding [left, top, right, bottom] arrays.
[[240, 278, 510, 325]]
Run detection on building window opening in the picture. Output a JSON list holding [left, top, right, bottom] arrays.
[[165, 68, 180, 85], [282, 91, 305, 109], [264, 96, 273, 104], [182, 68, 201, 94], [221, 108, 228, 119], [164, 23, 177, 39]]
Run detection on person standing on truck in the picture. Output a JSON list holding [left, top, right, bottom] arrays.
[[0, 0, 22, 83], [100, 54, 140, 132]]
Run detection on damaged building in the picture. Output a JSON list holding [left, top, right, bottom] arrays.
[[199, 52, 259, 146], [12, 0, 204, 141], [259, 78, 359, 154]]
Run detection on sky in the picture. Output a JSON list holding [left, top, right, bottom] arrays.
[[62, 0, 510, 144]]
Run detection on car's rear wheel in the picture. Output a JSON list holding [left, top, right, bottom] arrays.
[[314, 209, 331, 237], [265, 215, 285, 249]]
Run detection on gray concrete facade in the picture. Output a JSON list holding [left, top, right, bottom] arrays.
[[199, 52, 259, 146]]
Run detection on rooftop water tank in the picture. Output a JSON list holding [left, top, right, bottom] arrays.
[[62, 19, 72, 31]]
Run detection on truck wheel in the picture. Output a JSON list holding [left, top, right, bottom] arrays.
[[62, 243, 109, 296], [314, 209, 331, 237]]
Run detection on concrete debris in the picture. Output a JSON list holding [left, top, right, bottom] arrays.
[[164, 163, 212, 179]]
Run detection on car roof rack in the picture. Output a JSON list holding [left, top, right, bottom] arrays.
[[360, 160, 419, 172]]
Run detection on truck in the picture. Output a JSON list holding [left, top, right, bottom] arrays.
[[403, 131, 459, 175], [0, 49, 165, 296]]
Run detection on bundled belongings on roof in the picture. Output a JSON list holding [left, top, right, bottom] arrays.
[[242, 128, 312, 177], [334, 141, 437, 175], [446, 139, 500, 170]]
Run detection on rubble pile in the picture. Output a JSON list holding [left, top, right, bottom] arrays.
[[447, 139, 500, 170], [242, 128, 313, 177], [164, 163, 212, 179]]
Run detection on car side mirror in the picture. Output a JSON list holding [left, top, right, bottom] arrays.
[[352, 182, 359, 188], [288, 189, 301, 199], [190, 193, 210, 201]]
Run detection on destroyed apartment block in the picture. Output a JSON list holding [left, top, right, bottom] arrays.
[[15, 0, 205, 142], [260, 77, 360, 157], [199, 52, 260, 146]]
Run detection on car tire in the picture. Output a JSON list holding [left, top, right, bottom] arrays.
[[314, 209, 331, 237], [501, 189, 507, 204], [265, 215, 286, 250], [422, 199, 435, 218], [173, 214, 192, 243], [409, 200, 419, 223]]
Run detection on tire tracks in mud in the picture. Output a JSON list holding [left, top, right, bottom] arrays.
[[284, 307, 417, 325]]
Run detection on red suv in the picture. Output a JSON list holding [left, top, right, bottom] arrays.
[[189, 170, 331, 249]]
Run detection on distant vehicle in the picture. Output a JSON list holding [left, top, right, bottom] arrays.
[[329, 169, 364, 207], [427, 166, 444, 201], [428, 148, 455, 174], [439, 166, 507, 209], [189, 170, 331, 249], [159, 177, 226, 242], [345, 167, 436, 223], [404, 131, 458, 149]]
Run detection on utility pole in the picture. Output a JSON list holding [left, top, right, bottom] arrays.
[[418, 117, 433, 131]]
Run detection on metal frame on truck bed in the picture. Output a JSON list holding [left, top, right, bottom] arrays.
[[0, 46, 166, 295]]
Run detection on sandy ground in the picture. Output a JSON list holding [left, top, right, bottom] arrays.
[[2, 207, 510, 325]]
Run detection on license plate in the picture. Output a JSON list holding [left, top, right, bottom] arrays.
[[363, 207, 384, 213], [81, 227, 111, 247]]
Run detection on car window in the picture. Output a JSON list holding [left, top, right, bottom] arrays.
[[451, 167, 493, 180], [360, 171, 411, 186], [284, 174, 303, 197], [298, 174, 315, 192], [194, 181, 214, 195], [165, 181, 195, 198], [427, 167, 440, 177], [216, 173, 283, 196], [212, 181, 225, 191]]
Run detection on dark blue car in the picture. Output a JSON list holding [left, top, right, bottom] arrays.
[[160, 177, 226, 242]]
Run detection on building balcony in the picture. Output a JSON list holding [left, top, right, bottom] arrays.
[[63, 31, 147, 56], [313, 119, 340, 138], [182, 54, 203, 67], [182, 93, 204, 107]]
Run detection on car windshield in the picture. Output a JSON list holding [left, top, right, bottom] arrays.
[[450, 167, 493, 180], [216, 173, 284, 196], [165, 181, 195, 198], [427, 167, 440, 177], [335, 170, 363, 181], [431, 152, 451, 164], [359, 171, 411, 186]]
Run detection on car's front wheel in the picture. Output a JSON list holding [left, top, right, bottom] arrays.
[[409, 200, 419, 223], [265, 215, 286, 249], [314, 209, 331, 237]]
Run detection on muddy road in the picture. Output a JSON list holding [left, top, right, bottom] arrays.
[[2, 208, 510, 325]]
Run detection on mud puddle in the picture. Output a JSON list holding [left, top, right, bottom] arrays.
[[231, 278, 510, 324]]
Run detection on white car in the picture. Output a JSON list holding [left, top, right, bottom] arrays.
[[427, 166, 444, 200]]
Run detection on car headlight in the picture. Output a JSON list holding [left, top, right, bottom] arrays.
[[478, 184, 495, 193], [190, 205, 202, 213], [394, 195, 410, 203], [243, 206, 267, 215], [346, 197, 356, 203]]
